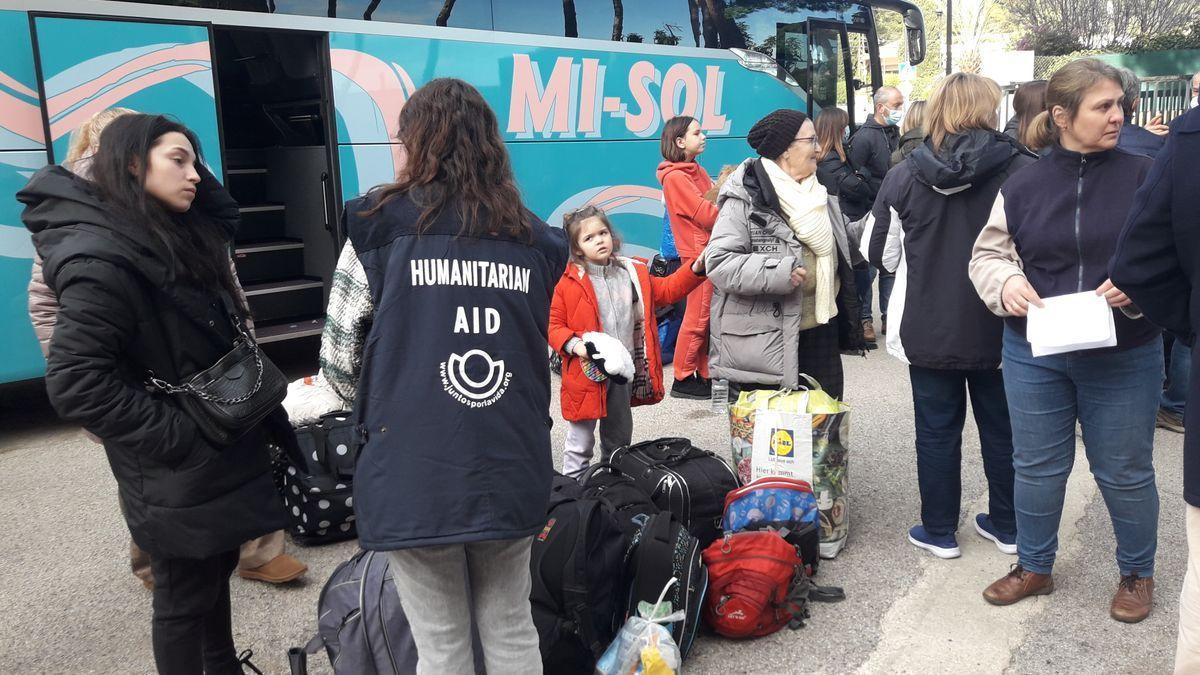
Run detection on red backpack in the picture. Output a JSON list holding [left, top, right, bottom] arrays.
[[701, 531, 809, 639]]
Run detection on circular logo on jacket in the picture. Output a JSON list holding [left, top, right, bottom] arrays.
[[439, 349, 512, 408]]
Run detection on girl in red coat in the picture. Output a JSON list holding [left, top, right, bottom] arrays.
[[549, 206, 706, 476], [658, 115, 720, 400]]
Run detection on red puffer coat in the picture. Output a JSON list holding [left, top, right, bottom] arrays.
[[549, 256, 704, 421]]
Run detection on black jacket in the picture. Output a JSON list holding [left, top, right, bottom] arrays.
[[845, 117, 900, 219], [1116, 117, 1166, 159], [1111, 107, 1200, 506], [345, 191, 569, 550], [1003, 116, 1020, 141], [870, 130, 1036, 369], [816, 151, 874, 219], [18, 165, 287, 559]]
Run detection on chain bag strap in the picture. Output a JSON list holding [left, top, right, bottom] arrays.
[[145, 293, 287, 447]]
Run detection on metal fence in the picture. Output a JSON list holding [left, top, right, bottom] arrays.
[[998, 74, 1191, 133]]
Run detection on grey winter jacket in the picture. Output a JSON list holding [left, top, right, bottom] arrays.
[[705, 158, 863, 389]]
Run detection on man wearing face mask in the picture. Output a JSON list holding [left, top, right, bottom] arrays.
[[1191, 71, 1199, 109], [847, 86, 904, 338]]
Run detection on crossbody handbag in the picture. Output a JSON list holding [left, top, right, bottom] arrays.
[[145, 296, 287, 447]]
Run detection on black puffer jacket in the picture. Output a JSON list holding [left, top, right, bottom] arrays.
[[19, 165, 287, 559], [816, 151, 874, 219], [869, 130, 1036, 369]]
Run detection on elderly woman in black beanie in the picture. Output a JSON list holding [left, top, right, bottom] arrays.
[[704, 109, 864, 398]]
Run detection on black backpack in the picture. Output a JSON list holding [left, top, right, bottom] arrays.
[[606, 437, 740, 548], [529, 475, 627, 674], [272, 412, 359, 545], [578, 463, 660, 540], [625, 512, 708, 658]]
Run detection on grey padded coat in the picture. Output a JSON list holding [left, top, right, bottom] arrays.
[[705, 158, 864, 389]]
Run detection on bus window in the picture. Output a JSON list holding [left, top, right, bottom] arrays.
[[809, 24, 849, 114], [491, 0, 614, 39], [848, 31, 875, 126], [611, 2, 697, 46], [107, 0, 493, 27]]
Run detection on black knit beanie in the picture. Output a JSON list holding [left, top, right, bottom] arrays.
[[747, 109, 809, 159]]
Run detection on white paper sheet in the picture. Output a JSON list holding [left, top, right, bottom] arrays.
[[1026, 291, 1117, 357]]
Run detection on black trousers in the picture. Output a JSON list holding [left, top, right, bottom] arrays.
[[151, 548, 241, 675], [908, 365, 1016, 536]]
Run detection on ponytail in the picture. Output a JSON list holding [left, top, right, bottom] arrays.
[[1024, 110, 1056, 152]]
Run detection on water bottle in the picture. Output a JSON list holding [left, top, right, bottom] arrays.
[[710, 378, 729, 415]]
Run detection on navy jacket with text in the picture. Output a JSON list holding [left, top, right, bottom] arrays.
[[345, 191, 569, 550]]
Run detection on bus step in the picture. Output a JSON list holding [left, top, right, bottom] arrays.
[[227, 167, 268, 204], [243, 276, 324, 324], [237, 203, 286, 241], [255, 315, 325, 344], [234, 238, 305, 284]]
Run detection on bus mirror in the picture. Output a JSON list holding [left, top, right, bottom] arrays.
[[904, 9, 927, 65], [730, 48, 799, 87]]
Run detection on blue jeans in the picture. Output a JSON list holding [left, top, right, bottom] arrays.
[[1002, 327, 1162, 576], [1163, 336, 1190, 417], [855, 265, 896, 321], [909, 366, 1016, 536]]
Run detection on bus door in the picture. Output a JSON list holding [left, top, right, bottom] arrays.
[[30, 15, 223, 176], [775, 20, 856, 125]]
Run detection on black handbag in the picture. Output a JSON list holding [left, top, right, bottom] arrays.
[[147, 309, 287, 447]]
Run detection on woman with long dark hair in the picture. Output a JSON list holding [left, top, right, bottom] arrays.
[[19, 114, 285, 673], [319, 78, 568, 673]]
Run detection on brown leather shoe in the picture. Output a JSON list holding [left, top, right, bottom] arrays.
[[1110, 574, 1153, 623], [862, 319, 877, 343], [983, 564, 1054, 605], [237, 554, 308, 584]]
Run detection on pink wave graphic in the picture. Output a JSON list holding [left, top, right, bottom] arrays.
[[45, 42, 211, 141], [0, 71, 37, 98], [585, 185, 663, 210], [329, 48, 417, 170], [0, 89, 44, 145]]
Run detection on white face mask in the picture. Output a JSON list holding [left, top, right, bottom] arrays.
[[885, 107, 904, 126], [1192, 96, 1199, 109]]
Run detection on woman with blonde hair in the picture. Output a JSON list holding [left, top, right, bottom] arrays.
[[866, 72, 1036, 560], [891, 100, 928, 166], [970, 58, 1160, 622]]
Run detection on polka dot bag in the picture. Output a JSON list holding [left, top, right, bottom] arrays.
[[271, 412, 359, 546]]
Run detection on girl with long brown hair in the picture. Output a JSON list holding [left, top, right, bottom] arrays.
[[657, 115, 719, 400], [319, 77, 569, 672]]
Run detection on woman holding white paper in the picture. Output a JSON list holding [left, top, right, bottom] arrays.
[[969, 58, 1161, 623]]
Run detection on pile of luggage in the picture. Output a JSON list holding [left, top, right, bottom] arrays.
[[292, 436, 845, 674], [535, 437, 844, 674]]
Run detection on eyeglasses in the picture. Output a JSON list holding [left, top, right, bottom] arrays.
[[790, 136, 819, 148]]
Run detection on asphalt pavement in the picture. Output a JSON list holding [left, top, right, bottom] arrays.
[[0, 333, 1187, 674]]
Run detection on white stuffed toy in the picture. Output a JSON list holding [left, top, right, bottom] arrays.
[[282, 372, 349, 424], [581, 331, 634, 385]]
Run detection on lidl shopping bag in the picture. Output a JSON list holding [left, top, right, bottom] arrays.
[[728, 380, 850, 558]]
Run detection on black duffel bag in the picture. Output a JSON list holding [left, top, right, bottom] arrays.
[[605, 437, 739, 548], [272, 411, 358, 545]]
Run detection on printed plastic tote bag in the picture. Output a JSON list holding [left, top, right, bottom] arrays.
[[728, 376, 850, 558]]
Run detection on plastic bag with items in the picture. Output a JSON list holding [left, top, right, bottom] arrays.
[[596, 579, 686, 675]]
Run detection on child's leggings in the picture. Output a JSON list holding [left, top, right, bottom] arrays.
[[563, 381, 632, 476], [673, 277, 712, 380]]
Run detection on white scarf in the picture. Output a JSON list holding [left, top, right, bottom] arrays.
[[761, 159, 838, 324]]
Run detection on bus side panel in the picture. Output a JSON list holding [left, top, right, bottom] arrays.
[[327, 31, 796, 246], [0, 10, 48, 383], [31, 17, 223, 178], [327, 32, 799, 147], [0, 151, 48, 384]]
